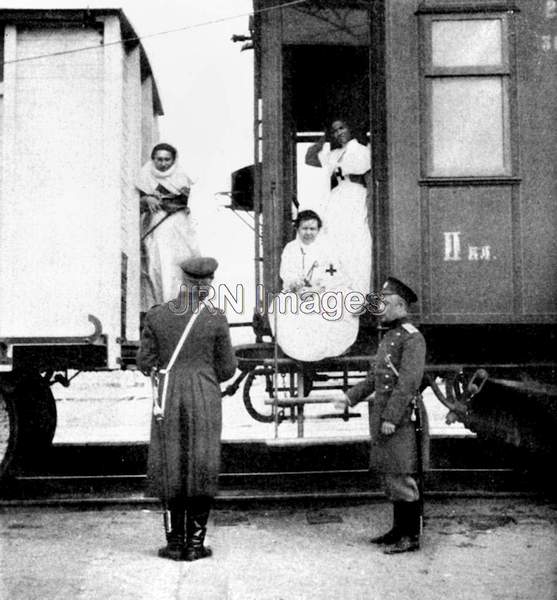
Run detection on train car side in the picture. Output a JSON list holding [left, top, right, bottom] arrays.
[[0, 9, 162, 477], [250, 0, 557, 452]]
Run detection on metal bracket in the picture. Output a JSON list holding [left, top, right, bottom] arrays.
[[86, 314, 103, 344]]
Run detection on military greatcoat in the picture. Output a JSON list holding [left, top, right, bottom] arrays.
[[137, 300, 237, 501], [347, 317, 429, 473]]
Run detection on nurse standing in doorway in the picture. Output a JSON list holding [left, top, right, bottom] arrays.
[[305, 118, 372, 295]]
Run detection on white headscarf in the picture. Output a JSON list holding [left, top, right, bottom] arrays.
[[136, 160, 195, 196]]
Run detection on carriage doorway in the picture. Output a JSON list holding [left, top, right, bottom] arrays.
[[281, 43, 385, 287], [284, 45, 369, 210]]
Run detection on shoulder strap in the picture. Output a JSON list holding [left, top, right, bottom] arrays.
[[402, 322, 418, 334], [162, 301, 206, 375], [153, 301, 206, 418]]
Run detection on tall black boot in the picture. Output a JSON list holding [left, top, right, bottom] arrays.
[[383, 501, 421, 555], [158, 502, 186, 560], [370, 502, 403, 545], [185, 497, 213, 562]]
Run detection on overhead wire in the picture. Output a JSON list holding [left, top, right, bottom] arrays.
[[2, 0, 308, 66]]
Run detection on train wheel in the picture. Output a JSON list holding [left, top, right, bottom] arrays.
[[242, 368, 276, 423], [0, 389, 19, 479]]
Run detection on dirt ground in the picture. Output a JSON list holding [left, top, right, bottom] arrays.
[[1, 498, 556, 600]]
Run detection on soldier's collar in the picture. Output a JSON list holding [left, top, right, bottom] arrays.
[[383, 316, 409, 329]]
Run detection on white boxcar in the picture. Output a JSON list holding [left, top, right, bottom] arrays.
[[0, 9, 163, 476]]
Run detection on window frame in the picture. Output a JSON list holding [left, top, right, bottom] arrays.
[[419, 10, 517, 180]]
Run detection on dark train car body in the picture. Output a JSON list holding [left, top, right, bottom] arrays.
[[249, 0, 557, 450]]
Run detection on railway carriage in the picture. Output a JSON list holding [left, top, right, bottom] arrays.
[[233, 0, 557, 449], [0, 8, 162, 478], [1, 1, 556, 482]]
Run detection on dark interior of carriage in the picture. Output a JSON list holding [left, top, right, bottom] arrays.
[[285, 45, 369, 133], [231, 46, 371, 214], [285, 43, 373, 246], [286, 44, 379, 345]]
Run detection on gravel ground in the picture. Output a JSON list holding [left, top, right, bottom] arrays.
[[1, 498, 556, 600]]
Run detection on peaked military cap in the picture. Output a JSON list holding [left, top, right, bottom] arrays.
[[381, 276, 418, 305], [179, 257, 218, 279]]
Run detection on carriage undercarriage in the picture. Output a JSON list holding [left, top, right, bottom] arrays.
[[224, 341, 557, 456]]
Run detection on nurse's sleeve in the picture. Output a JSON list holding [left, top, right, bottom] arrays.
[[279, 243, 299, 291], [341, 141, 371, 175]]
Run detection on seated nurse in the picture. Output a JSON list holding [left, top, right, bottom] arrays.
[[279, 210, 343, 294], [272, 210, 360, 362]]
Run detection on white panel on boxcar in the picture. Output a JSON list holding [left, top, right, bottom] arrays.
[[0, 26, 108, 338]]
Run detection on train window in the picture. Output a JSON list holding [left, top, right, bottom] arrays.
[[431, 19, 503, 67], [423, 15, 511, 177], [431, 77, 508, 175]]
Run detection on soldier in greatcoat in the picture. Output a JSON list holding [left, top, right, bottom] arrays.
[[137, 257, 237, 561], [337, 277, 428, 553]]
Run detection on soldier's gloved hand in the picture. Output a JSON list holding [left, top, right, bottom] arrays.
[[381, 421, 396, 435], [445, 411, 459, 425], [334, 394, 350, 411]]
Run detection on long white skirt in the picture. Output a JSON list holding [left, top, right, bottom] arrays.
[[270, 289, 360, 362], [323, 180, 372, 295], [141, 210, 200, 310]]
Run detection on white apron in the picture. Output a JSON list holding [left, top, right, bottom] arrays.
[[318, 139, 372, 294], [273, 236, 359, 361]]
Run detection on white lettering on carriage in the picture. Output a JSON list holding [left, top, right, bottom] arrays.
[[443, 231, 461, 261], [468, 245, 492, 261], [479, 245, 492, 260]]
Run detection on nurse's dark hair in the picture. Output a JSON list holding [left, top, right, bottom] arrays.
[[295, 209, 322, 230], [328, 116, 354, 130], [151, 142, 178, 160], [327, 116, 369, 148]]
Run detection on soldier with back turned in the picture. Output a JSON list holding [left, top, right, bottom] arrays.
[[137, 257, 237, 561]]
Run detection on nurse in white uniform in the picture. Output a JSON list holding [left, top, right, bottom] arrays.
[[305, 118, 372, 295], [273, 210, 360, 362]]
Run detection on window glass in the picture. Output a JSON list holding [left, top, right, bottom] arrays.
[[431, 77, 507, 176], [432, 19, 502, 67]]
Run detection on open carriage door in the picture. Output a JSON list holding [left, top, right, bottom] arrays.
[[369, 0, 390, 288], [256, 2, 294, 295], [256, 1, 377, 296]]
